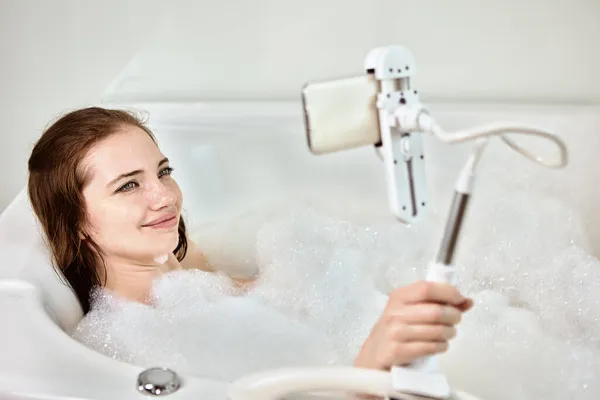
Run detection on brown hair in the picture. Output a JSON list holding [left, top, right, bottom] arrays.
[[28, 107, 188, 314]]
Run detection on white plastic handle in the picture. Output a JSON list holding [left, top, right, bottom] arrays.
[[390, 262, 456, 398]]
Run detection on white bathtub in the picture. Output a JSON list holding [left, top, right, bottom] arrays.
[[1, 101, 598, 400]]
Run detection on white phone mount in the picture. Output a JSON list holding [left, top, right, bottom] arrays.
[[227, 45, 568, 400], [364, 45, 428, 224]]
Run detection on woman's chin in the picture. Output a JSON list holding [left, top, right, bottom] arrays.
[[147, 231, 180, 250]]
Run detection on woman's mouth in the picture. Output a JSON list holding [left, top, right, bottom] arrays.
[[142, 213, 178, 229]]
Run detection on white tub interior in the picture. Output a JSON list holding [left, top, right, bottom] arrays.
[[1, 101, 600, 400]]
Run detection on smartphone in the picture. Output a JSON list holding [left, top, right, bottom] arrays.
[[301, 74, 381, 155]]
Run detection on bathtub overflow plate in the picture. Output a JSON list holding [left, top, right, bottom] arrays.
[[137, 367, 181, 396]]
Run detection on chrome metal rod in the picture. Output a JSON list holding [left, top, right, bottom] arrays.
[[436, 191, 470, 265]]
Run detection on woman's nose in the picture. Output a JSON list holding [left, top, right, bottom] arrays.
[[145, 181, 176, 210]]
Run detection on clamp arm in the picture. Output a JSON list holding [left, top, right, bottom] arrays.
[[365, 45, 427, 224]]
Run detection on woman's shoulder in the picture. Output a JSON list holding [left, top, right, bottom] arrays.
[[180, 238, 259, 289], [179, 239, 215, 272]]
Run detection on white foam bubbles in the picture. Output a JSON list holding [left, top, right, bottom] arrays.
[[74, 195, 600, 399], [153, 253, 169, 265], [73, 211, 389, 383], [75, 270, 342, 382], [73, 117, 600, 400], [441, 287, 600, 400]]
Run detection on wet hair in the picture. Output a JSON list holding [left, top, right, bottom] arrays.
[[27, 107, 188, 314]]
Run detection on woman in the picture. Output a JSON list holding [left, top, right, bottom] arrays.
[[28, 106, 473, 372]]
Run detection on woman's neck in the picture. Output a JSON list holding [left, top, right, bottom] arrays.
[[102, 253, 181, 304]]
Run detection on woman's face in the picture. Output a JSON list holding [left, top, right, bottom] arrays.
[[80, 126, 183, 264]]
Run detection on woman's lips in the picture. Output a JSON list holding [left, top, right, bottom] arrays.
[[143, 214, 178, 229]]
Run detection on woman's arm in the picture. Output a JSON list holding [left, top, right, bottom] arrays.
[[354, 281, 473, 370]]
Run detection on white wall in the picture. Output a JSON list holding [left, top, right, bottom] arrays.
[[2, 0, 599, 210], [104, 0, 600, 104], [0, 0, 166, 210]]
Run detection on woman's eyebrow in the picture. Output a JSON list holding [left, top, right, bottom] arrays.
[[107, 158, 169, 187]]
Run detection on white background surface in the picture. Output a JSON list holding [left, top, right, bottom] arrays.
[[1, 0, 599, 211]]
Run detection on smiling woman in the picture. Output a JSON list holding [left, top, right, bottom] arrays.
[[26, 106, 474, 387], [27, 107, 215, 312]]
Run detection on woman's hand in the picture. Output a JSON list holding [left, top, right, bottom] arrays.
[[354, 281, 473, 370]]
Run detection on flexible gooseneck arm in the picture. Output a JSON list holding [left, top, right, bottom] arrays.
[[392, 104, 568, 169]]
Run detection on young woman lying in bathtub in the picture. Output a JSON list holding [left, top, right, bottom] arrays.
[[27, 106, 473, 373]]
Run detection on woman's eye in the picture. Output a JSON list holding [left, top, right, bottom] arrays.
[[117, 181, 138, 192], [159, 167, 174, 178]]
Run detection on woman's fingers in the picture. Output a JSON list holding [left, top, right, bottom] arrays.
[[457, 297, 474, 312], [387, 323, 457, 342], [384, 303, 463, 326], [390, 280, 467, 307], [353, 281, 474, 371]]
